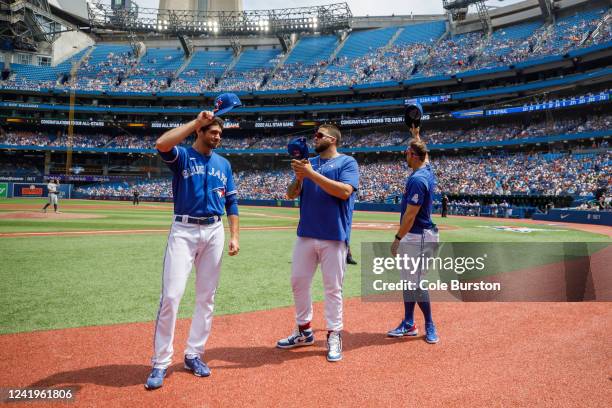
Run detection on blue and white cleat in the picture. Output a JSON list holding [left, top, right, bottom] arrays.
[[425, 322, 439, 344], [276, 327, 315, 349], [387, 320, 419, 338], [326, 331, 343, 362], [184, 356, 211, 377], [144, 368, 167, 390]]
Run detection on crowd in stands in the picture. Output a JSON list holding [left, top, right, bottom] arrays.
[[76, 180, 172, 198], [1, 114, 608, 151], [0, 156, 42, 177], [73, 151, 610, 202], [264, 62, 326, 90], [215, 69, 268, 92], [1, 8, 609, 93], [0, 131, 112, 148]]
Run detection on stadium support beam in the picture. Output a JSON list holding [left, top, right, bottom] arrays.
[[177, 34, 193, 58], [0, 0, 69, 52], [443, 0, 491, 33], [229, 36, 242, 56], [537, 0, 553, 23]]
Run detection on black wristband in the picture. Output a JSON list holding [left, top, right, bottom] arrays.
[[394, 234, 402, 241]]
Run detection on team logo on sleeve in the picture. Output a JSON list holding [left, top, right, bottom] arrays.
[[214, 187, 226, 198], [411, 193, 419, 203]]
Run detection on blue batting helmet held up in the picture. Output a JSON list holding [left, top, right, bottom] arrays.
[[214, 93, 242, 116], [404, 100, 424, 128], [287, 137, 310, 160]]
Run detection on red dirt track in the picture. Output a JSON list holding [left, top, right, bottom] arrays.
[[1, 299, 610, 407]]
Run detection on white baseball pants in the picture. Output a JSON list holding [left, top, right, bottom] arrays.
[[399, 228, 440, 283], [152, 220, 224, 369], [48, 193, 58, 205], [291, 237, 347, 332]]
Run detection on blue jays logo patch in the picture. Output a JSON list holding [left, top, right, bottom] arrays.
[[214, 99, 223, 112]]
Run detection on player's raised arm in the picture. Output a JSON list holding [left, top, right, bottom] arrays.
[[155, 111, 214, 152]]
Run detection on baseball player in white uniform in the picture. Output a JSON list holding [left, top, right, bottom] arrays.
[[145, 111, 240, 390], [276, 124, 359, 362], [42, 179, 60, 213]]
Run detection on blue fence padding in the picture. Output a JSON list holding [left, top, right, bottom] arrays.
[[455, 65, 511, 78], [352, 81, 402, 90], [452, 68, 612, 100], [404, 74, 452, 85], [513, 55, 565, 69], [567, 40, 612, 57], [532, 209, 612, 226]]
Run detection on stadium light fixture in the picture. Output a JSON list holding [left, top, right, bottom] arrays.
[[87, 1, 351, 35]]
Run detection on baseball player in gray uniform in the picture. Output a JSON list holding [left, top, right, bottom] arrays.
[[42, 179, 60, 213]]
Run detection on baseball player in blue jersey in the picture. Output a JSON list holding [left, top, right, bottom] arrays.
[[388, 128, 440, 344], [145, 111, 240, 390], [276, 124, 359, 362]]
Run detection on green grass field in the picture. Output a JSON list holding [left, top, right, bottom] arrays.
[[0, 198, 609, 334]]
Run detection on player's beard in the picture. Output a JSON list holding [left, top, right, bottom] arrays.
[[204, 139, 219, 150], [315, 139, 332, 153]]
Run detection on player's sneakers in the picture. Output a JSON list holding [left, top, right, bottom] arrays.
[[184, 356, 211, 377], [144, 368, 167, 390], [346, 253, 357, 265], [387, 320, 418, 338], [326, 331, 342, 362], [425, 322, 439, 344], [276, 326, 314, 349]]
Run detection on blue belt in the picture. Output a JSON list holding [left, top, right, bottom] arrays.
[[174, 215, 221, 225]]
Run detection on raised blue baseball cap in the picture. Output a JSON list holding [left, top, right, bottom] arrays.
[[287, 136, 310, 160], [214, 93, 242, 116], [404, 100, 423, 128]]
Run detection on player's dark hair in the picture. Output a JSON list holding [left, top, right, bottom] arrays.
[[318, 123, 342, 146], [409, 139, 428, 161], [199, 117, 224, 134]]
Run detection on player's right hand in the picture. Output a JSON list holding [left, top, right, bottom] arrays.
[[410, 124, 420, 140], [196, 111, 214, 129]]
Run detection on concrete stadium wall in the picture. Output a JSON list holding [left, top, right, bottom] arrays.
[[53, 31, 95, 66]]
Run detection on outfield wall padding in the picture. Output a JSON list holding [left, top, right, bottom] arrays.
[[533, 209, 612, 226]]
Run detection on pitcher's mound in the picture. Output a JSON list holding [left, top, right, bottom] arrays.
[[0, 211, 104, 220]]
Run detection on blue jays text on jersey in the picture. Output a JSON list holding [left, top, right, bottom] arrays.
[[181, 164, 228, 186], [158, 146, 238, 218]]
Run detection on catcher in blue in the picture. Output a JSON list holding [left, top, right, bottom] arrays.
[[145, 94, 241, 390], [277, 125, 359, 362]]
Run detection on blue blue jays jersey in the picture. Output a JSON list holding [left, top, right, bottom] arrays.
[[401, 163, 436, 234], [158, 146, 238, 217], [297, 154, 359, 243]]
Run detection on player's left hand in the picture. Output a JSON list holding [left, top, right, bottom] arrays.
[[228, 238, 240, 256], [291, 159, 314, 179], [391, 239, 400, 257]]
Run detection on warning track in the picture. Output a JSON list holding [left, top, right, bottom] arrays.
[[0, 299, 609, 407]]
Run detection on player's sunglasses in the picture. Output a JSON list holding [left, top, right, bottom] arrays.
[[314, 131, 335, 140]]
